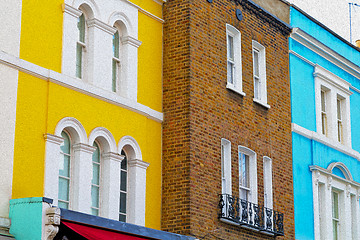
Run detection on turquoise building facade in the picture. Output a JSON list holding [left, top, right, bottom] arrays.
[[289, 6, 360, 240]]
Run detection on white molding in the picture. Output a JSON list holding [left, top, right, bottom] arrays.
[[314, 65, 352, 96], [263, 156, 273, 209], [252, 40, 267, 105], [310, 165, 360, 188], [121, 36, 142, 48], [289, 50, 316, 66], [226, 24, 243, 94], [88, 127, 117, 153], [290, 28, 360, 80], [54, 117, 88, 144], [292, 123, 360, 160], [221, 138, 232, 195], [102, 152, 123, 162], [226, 84, 246, 96], [128, 159, 150, 169], [0, 51, 163, 122], [87, 18, 116, 35], [124, 0, 164, 23], [152, 0, 166, 5], [73, 143, 96, 154], [62, 3, 82, 18], [118, 135, 143, 160], [44, 134, 64, 145], [238, 145, 258, 204], [253, 98, 270, 109]]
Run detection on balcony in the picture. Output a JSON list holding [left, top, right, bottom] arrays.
[[218, 194, 284, 236]]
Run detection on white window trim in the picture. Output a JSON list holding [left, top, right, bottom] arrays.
[[311, 163, 360, 240], [314, 65, 352, 147], [238, 145, 257, 204], [226, 24, 245, 96], [263, 156, 273, 209], [252, 40, 268, 108], [221, 138, 232, 195]]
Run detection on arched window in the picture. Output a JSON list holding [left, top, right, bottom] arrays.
[[91, 141, 101, 216], [76, 13, 86, 79], [119, 150, 128, 222], [112, 30, 120, 92], [58, 131, 72, 209]]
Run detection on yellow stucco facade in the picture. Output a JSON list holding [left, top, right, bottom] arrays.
[[12, 0, 163, 230]]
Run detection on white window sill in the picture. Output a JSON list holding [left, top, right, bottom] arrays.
[[226, 84, 246, 96], [253, 98, 270, 109]]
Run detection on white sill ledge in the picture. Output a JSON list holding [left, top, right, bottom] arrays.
[[253, 98, 270, 109], [226, 84, 246, 96]]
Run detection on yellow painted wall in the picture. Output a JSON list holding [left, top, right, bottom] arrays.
[[13, 0, 163, 230]]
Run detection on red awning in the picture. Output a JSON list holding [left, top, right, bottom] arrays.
[[63, 221, 151, 240]]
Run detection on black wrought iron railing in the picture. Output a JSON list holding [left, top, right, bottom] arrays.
[[218, 194, 284, 236]]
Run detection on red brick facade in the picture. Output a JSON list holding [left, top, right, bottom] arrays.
[[162, 0, 294, 239]]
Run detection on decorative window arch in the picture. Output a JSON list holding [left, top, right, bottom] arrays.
[[310, 163, 360, 240], [118, 136, 149, 226]]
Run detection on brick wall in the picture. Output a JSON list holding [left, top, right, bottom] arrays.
[[162, 0, 294, 239]]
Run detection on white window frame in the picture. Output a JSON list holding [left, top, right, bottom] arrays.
[[221, 138, 232, 195], [226, 24, 244, 96], [311, 163, 360, 240], [263, 156, 273, 209], [238, 146, 257, 204], [252, 41, 269, 108], [314, 65, 352, 147]]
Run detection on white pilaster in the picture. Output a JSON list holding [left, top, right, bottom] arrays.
[[343, 185, 351, 240], [87, 18, 116, 90], [127, 159, 149, 226], [44, 134, 64, 206], [72, 143, 96, 214], [120, 37, 141, 101], [61, 4, 82, 78], [100, 152, 123, 220], [323, 176, 333, 240]]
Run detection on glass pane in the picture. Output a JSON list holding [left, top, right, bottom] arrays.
[[91, 185, 99, 208], [227, 62, 234, 84], [338, 121, 342, 142], [322, 113, 327, 135], [253, 50, 259, 77], [254, 77, 260, 99], [92, 142, 100, 163], [58, 201, 68, 209], [321, 90, 326, 112], [58, 178, 69, 201], [112, 60, 117, 92], [59, 155, 70, 177], [337, 99, 341, 120], [121, 151, 127, 170], [60, 131, 70, 154], [92, 164, 100, 185], [333, 220, 338, 240], [332, 191, 339, 218], [76, 44, 83, 78], [119, 214, 126, 222], [120, 171, 127, 192], [240, 188, 248, 201], [227, 35, 234, 60], [78, 14, 85, 43], [91, 208, 99, 216], [113, 31, 120, 58], [120, 192, 127, 214]]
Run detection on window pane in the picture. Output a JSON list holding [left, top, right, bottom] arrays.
[[227, 62, 234, 84], [227, 35, 234, 60], [332, 191, 339, 218], [321, 90, 326, 112], [60, 131, 70, 154], [254, 77, 260, 100], [337, 99, 341, 120], [92, 164, 100, 185], [58, 201, 68, 209], [76, 44, 83, 78], [322, 113, 327, 135], [91, 185, 99, 208], [59, 155, 70, 178], [120, 192, 127, 214], [119, 214, 126, 222], [253, 50, 259, 77], [112, 60, 117, 92], [113, 31, 120, 58], [58, 178, 69, 201], [120, 171, 127, 192], [91, 208, 99, 216], [78, 14, 85, 43], [92, 142, 100, 163], [121, 151, 127, 170], [333, 220, 338, 240]]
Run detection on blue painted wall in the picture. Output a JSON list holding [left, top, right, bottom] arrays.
[[290, 6, 360, 240]]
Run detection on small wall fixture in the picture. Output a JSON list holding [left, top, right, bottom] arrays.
[[236, 9, 243, 21]]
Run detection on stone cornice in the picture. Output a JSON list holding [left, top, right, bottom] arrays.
[[73, 143, 96, 154], [44, 134, 64, 145], [230, 0, 292, 36], [128, 159, 150, 169], [87, 18, 117, 35], [122, 36, 142, 48]]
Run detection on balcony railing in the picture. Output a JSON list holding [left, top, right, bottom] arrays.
[[218, 194, 284, 236]]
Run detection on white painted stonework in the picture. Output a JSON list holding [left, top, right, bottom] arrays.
[[44, 117, 149, 226], [0, 0, 22, 224], [310, 163, 360, 240]]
